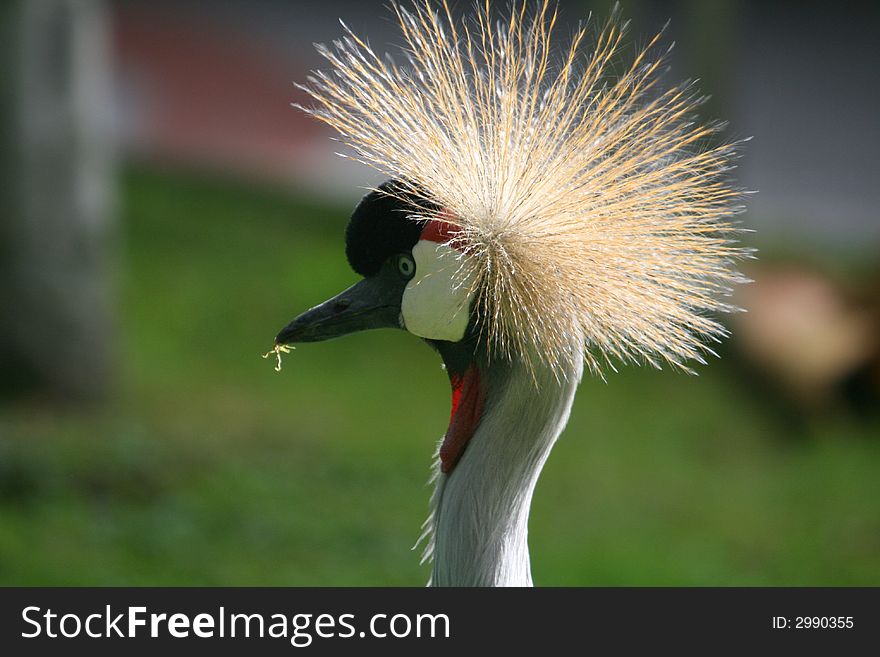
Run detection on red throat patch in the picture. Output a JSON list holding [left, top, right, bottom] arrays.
[[440, 364, 485, 474]]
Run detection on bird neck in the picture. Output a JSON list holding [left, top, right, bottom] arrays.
[[425, 346, 583, 586]]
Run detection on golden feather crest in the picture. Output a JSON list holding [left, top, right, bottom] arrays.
[[295, 0, 750, 376]]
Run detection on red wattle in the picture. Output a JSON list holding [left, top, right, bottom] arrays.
[[440, 364, 485, 474]]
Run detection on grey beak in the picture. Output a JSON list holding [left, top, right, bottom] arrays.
[[275, 277, 402, 345]]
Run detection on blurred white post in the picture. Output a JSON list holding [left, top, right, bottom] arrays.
[[1, 0, 116, 399]]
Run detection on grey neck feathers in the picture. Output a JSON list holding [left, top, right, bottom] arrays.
[[424, 353, 583, 587]]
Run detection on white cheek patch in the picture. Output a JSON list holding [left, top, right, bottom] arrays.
[[401, 240, 476, 342]]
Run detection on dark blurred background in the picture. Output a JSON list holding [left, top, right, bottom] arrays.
[[1, 0, 878, 585]]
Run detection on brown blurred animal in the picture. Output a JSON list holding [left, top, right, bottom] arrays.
[[730, 264, 879, 418]]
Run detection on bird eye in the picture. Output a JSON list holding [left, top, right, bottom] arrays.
[[397, 254, 416, 279]]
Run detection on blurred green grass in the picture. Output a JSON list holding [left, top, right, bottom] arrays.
[[1, 167, 878, 585]]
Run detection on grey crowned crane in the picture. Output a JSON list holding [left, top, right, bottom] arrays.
[[270, 1, 749, 586]]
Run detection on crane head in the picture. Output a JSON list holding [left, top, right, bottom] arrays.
[[274, 179, 477, 349]]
